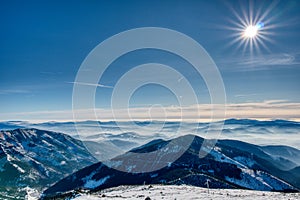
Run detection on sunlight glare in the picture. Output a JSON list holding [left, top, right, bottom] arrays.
[[244, 25, 258, 38], [223, 0, 279, 55]]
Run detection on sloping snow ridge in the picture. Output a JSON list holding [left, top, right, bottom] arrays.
[[72, 185, 300, 200]]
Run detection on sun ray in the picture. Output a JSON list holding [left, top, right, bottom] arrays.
[[248, 0, 253, 25], [253, 38, 262, 55]]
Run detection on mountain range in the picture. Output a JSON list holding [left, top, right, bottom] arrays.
[[1, 118, 300, 160], [0, 120, 299, 199], [42, 134, 300, 199]]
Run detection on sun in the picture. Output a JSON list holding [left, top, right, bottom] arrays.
[[244, 25, 258, 38], [243, 22, 264, 39], [223, 1, 277, 55]]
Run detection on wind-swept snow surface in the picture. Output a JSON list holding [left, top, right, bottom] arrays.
[[72, 185, 300, 200]]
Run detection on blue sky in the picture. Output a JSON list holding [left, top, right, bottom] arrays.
[[0, 0, 300, 121]]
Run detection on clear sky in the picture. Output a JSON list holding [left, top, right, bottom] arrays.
[[0, 0, 300, 122]]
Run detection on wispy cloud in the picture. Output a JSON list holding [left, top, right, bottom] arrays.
[[1, 100, 300, 123], [238, 53, 297, 66], [234, 93, 258, 98], [220, 53, 300, 71], [0, 89, 31, 95], [67, 81, 113, 89]]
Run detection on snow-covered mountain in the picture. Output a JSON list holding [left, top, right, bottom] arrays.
[[42, 134, 300, 199], [0, 128, 97, 199]]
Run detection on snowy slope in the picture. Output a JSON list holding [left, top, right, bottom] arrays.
[[0, 128, 97, 199], [72, 185, 300, 200]]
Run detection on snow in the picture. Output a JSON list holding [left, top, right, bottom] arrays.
[[41, 139, 53, 147], [224, 168, 292, 191], [81, 166, 105, 187], [11, 163, 25, 173], [73, 195, 100, 200], [226, 174, 270, 191], [209, 148, 246, 168], [167, 162, 172, 167], [6, 153, 14, 162], [27, 130, 38, 137], [84, 175, 110, 189], [257, 171, 293, 190], [25, 187, 40, 200], [71, 185, 300, 200]]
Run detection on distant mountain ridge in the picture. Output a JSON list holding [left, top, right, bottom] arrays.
[[1, 118, 300, 131], [1, 118, 299, 153], [42, 134, 300, 199], [261, 145, 300, 166]]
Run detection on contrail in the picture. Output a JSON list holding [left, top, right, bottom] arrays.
[[67, 81, 113, 88]]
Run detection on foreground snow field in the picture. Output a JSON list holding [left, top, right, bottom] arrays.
[[72, 185, 300, 200]]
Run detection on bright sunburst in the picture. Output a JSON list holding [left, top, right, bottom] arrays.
[[224, 1, 278, 55]]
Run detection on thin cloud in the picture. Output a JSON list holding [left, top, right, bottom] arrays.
[[67, 81, 113, 89], [1, 100, 300, 122], [0, 89, 31, 95], [238, 53, 297, 67], [234, 93, 258, 98], [220, 53, 300, 72]]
